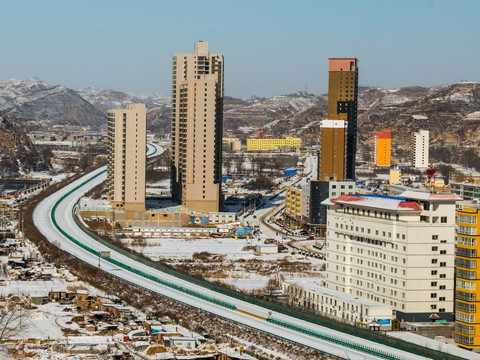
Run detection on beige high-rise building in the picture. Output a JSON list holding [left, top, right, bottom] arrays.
[[171, 41, 224, 213], [107, 104, 146, 212]]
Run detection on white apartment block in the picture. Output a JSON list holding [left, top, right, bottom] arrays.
[[107, 104, 146, 212], [323, 191, 460, 322], [283, 281, 393, 327], [412, 130, 429, 168]]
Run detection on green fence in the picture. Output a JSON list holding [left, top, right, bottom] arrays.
[[49, 152, 466, 360], [269, 317, 409, 360]]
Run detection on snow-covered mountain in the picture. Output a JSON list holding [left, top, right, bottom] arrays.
[[1, 78, 479, 152], [0, 78, 106, 129], [77, 86, 170, 112]]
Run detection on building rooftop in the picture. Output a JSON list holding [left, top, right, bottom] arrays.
[[399, 191, 461, 202], [322, 194, 422, 211], [451, 181, 480, 188]]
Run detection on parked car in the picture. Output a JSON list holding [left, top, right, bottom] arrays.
[[306, 236, 315, 240]]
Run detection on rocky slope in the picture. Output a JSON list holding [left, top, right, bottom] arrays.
[[1, 78, 479, 156], [0, 116, 51, 176], [0, 79, 106, 131], [357, 82, 480, 149]]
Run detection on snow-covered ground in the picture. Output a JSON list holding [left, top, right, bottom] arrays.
[[32, 150, 429, 360], [125, 236, 325, 291]]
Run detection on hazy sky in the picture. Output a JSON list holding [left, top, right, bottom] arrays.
[[0, 0, 478, 98]]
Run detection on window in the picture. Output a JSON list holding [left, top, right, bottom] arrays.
[[431, 270, 437, 275], [441, 217, 447, 223], [431, 305, 437, 310], [440, 274, 446, 278], [432, 259, 438, 264], [432, 246, 438, 251], [440, 250, 446, 255], [440, 285, 446, 290], [431, 282, 437, 286], [432, 235, 438, 240], [440, 262, 446, 267], [439, 297, 446, 301], [431, 293, 437, 298]]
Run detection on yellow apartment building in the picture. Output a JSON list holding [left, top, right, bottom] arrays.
[[455, 203, 480, 349], [285, 186, 302, 220], [247, 137, 301, 151]]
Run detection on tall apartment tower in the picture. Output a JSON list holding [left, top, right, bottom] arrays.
[[412, 130, 429, 168], [455, 202, 480, 349], [107, 104, 146, 212], [374, 130, 391, 167], [318, 120, 347, 181], [171, 41, 224, 213], [327, 58, 359, 180]]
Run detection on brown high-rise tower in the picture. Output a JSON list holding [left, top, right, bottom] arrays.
[[327, 58, 358, 180]]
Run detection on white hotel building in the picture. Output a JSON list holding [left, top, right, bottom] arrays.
[[322, 191, 460, 322]]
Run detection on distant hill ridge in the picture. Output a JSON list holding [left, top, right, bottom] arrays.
[[0, 78, 479, 152]]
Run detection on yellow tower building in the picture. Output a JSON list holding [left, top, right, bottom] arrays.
[[455, 203, 480, 349]]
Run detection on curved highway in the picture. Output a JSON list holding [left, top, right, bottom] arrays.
[[32, 144, 430, 360]]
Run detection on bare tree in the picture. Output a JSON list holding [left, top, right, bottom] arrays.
[[0, 296, 28, 341], [437, 164, 456, 185]]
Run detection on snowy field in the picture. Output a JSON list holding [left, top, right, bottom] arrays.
[[124, 236, 325, 292]]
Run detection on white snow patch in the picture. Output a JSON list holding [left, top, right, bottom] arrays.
[[412, 115, 428, 120]]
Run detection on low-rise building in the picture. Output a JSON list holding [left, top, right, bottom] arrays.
[[283, 281, 393, 328], [223, 138, 242, 152], [256, 243, 278, 254], [389, 168, 401, 185], [451, 182, 480, 201], [163, 337, 197, 349]]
